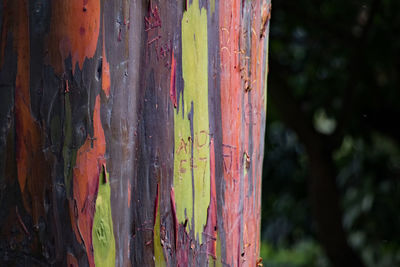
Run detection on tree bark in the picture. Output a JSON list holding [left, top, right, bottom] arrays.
[[0, 0, 269, 266]]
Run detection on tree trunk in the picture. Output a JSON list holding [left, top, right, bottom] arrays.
[[0, 0, 269, 266]]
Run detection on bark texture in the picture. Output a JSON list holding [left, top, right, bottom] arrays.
[[0, 0, 269, 266]]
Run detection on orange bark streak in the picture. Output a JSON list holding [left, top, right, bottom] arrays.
[[127, 181, 132, 208], [71, 95, 106, 267], [102, 15, 111, 97], [13, 0, 49, 225], [47, 0, 100, 73]]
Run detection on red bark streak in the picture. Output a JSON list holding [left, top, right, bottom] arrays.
[[169, 52, 177, 108], [153, 183, 159, 226], [170, 187, 178, 250], [65, 80, 70, 93], [219, 1, 266, 265], [220, 0, 243, 264], [67, 252, 79, 267], [15, 206, 29, 236], [71, 96, 105, 267]]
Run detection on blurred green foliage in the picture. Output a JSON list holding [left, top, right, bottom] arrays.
[[261, 0, 400, 266], [261, 240, 329, 267]]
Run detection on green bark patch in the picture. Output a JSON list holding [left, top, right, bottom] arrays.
[[154, 184, 166, 266], [62, 93, 76, 195], [173, 0, 210, 244], [93, 165, 116, 267]]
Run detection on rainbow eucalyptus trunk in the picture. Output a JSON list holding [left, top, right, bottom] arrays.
[[0, 0, 270, 266]]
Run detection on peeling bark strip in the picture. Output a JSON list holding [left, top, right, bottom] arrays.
[[170, 52, 177, 108], [0, 0, 269, 266]]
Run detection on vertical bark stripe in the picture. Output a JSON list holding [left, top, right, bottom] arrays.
[[71, 95, 105, 267], [102, 15, 111, 98], [15, 0, 31, 198], [204, 138, 217, 258], [219, 0, 243, 264], [14, 0, 49, 226], [153, 184, 166, 266], [174, 0, 210, 244], [242, 2, 269, 264]]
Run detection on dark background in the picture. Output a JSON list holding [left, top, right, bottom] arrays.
[[261, 0, 400, 266]]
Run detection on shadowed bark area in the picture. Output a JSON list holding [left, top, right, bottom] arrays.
[[0, 0, 269, 266]]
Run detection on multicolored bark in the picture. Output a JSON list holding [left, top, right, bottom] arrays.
[[0, 0, 270, 266]]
